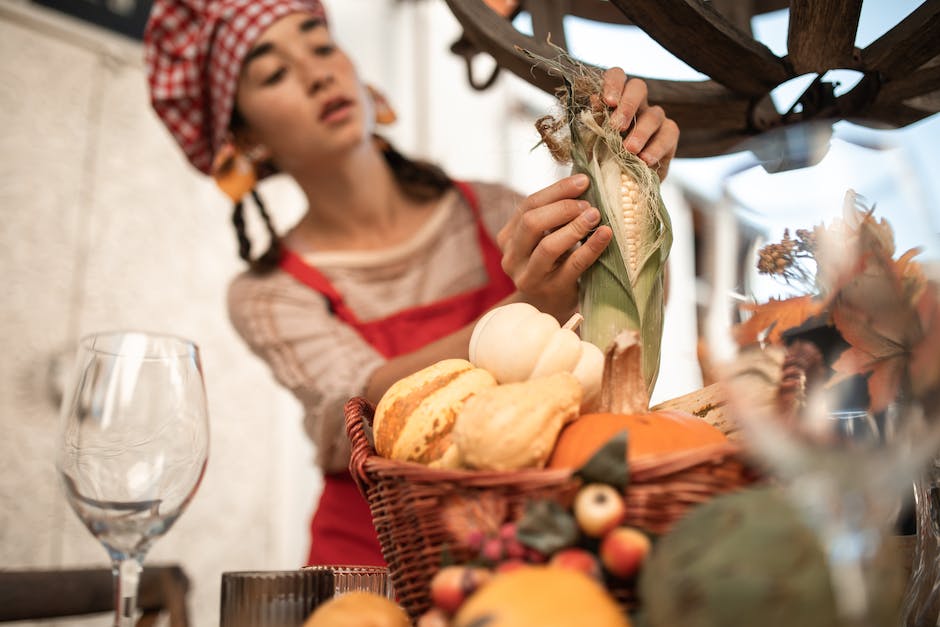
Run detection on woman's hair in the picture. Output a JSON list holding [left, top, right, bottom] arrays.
[[231, 106, 452, 273]]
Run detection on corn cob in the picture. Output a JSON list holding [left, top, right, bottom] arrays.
[[528, 51, 672, 398], [571, 113, 671, 398]]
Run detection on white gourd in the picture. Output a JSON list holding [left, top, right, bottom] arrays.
[[469, 303, 604, 410]]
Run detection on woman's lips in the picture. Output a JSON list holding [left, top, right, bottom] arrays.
[[319, 97, 354, 123]]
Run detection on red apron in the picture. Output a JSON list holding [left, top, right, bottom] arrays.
[[279, 181, 516, 566]]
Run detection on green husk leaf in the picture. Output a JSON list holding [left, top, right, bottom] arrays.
[[515, 499, 580, 555], [522, 45, 672, 396], [574, 430, 630, 490]]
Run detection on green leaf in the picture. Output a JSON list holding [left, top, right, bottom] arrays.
[[440, 543, 457, 568], [515, 500, 580, 555], [575, 430, 629, 490]]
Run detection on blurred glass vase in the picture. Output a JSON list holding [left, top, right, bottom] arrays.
[[901, 453, 940, 627], [700, 121, 940, 627]]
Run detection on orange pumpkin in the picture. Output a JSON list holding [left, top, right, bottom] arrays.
[[547, 410, 727, 470]]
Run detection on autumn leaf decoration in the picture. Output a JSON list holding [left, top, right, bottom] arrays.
[[735, 295, 826, 346], [738, 189, 940, 415]]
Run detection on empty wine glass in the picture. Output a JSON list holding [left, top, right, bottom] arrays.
[[57, 331, 209, 626], [700, 121, 940, 626]]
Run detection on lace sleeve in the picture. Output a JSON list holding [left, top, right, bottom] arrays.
[[227, 270, 385, 473]]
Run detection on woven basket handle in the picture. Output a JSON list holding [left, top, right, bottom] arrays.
[[344, 397, 378, 495]]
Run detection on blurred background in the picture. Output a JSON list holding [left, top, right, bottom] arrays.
[[0, 0, 935, 625]]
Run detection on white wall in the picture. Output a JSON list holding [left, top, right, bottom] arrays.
[[0, 3, 319, 625], [0, 2, 700, 625]]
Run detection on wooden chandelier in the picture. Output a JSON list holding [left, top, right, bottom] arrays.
[[443, 0, 940, 157]]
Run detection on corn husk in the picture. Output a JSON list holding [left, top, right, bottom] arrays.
[[526, 48, 672, 397]]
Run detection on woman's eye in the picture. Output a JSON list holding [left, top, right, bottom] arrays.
[[262, 68, 286, 85], [313, 44, 335, 56]]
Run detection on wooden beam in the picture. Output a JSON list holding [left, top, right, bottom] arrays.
[[675, 128, 757, 158], [649, 81, 753, 131], [528, 0, 567, 51], [861, 0, 940, 78], [710, 0, 756, 34], [862, 100, 938, 128], [443, 0, 754, 157], [608, 0, 791, 95], [878, 63, 940, 103], [787, 0, 863, 74], [566, 1, 633, 25], [753, 0, 790, 14], [904, 90, 940, 113], [445, 0, 571, 94]]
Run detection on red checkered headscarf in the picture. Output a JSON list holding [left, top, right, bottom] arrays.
[[145, 0, 327, 174]]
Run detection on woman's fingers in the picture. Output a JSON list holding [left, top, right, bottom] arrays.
[[606, 75, 649, 135], [498, 174, 590, 255], [623, 104, 665, 155], [601, 67, 628, 109], [517, 174, 589, 213], [501, 197, 592, 278], [560, 226, 612, 280], [521, 207, 602, 281], [600, 67, 680, 178], [638, 117, 680, 179], [497, 170, 612, 316]]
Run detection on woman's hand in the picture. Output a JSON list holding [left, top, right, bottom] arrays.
[[601, 67, 679, 180], [497, 174, 612, 321]]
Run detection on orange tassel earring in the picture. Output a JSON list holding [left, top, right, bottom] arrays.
[[367, 84, 398, 125], [211, 141, 260, 203]]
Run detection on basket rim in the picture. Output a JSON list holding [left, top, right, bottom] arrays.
[[345, 396, 749, 487]]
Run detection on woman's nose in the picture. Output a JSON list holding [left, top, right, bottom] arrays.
[[302, 63, 334, 96]]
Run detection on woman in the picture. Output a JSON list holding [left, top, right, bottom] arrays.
[[144, 0, 679, 567]]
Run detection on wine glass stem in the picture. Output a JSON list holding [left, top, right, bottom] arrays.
[[826, 549, 875, 626], [112, 557, 142, 627], [788, 481, 887, 627]]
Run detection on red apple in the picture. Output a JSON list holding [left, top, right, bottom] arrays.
[[481, 536, 504, 562], [548, 547, 603, 580], [573, 483, 627, 537], [525, 547, 548, 563], [600, 526, 651, 579], [498, 522, 518, 542], [465, 529, 485, 551], [429, 565, 492, 614], [498, 523, 527, 559]]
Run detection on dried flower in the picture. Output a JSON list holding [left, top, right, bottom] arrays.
[[756, 229, 817, 287], [740, 189, 940, 417]]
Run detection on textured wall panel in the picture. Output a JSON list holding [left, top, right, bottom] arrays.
[[0, 6, 319, 626]]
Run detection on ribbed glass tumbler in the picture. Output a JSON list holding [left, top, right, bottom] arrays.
[[220, 570, 334, 627], [302, 565, 392, 598]]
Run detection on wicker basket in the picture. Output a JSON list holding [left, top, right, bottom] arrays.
[[345, 396, 755, 619]]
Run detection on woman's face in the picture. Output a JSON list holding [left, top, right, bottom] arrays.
[[233, 12, 373, 173]]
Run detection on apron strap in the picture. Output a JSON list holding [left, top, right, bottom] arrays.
[[452, 181, 506, 286], [279, 181, 506, 323], [278, 248, 351, 318]]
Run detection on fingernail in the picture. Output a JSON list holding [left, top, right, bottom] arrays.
[[583, 208, 600, 224], [595, 227, 612, 243], [626, 137, 642, 153], [572, 173, 589, 186], [609, 113, 624, 129], [577, 200, 590, 210]]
